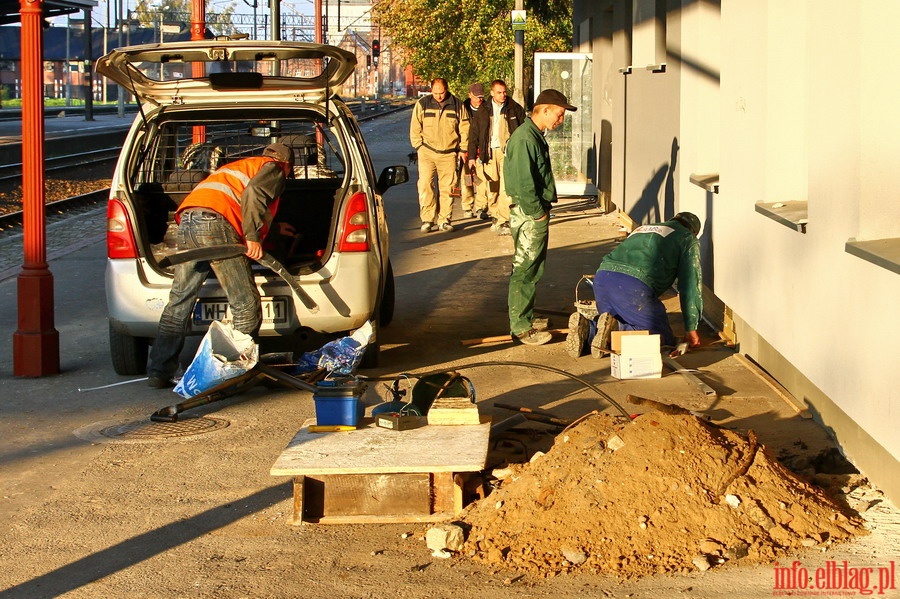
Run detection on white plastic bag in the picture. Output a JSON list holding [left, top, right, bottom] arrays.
[[173, 321, 259, 399]]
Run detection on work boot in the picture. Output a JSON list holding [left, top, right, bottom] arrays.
[[497, 222, 511, 236], [438, 222, 454, 232], [513, 328, 552, 346], [590, 312, 618, 358], [463, 210, 475, 218], [147, 375, 174, 389], [565, 312, 589, 358], [476, 209, 489, 220], [420, 222, 436, 233]]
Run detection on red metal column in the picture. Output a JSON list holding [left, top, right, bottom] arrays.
[[315, 0, 322, 44], [14, 0, 60, 376], [191, 0, 205, 144]]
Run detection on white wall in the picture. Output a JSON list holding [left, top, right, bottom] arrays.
[[579, 0, 899, 494], [717, 0, 899, 467]]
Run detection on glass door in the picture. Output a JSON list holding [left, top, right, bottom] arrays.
[[534, 52, 595, 197]]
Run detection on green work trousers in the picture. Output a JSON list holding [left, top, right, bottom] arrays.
[[507, 204, 550, 336]]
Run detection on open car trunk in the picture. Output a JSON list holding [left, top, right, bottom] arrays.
[[129, 107, 351, 273]]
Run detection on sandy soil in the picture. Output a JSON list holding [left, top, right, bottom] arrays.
[[462, 411, 865, 578]]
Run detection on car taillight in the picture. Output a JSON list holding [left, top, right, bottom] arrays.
[[338, 192, 370, 252], [107, 198, 139, 259]]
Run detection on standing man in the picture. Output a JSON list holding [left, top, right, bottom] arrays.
[[460, 83, 486, 218], [146, 143, 296, 388], [579, 212, 703, 357], [468, 79, 527, 235], [504, 89, 576, 345], [409, 78, 470, 233]]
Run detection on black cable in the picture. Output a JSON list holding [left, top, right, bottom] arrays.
[[359, 360, 632, 420]]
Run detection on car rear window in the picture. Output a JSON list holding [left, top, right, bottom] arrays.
[[129, 113, 348, 190]]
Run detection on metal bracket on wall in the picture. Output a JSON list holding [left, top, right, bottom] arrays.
[[690, 173, 720, 194], [646, 63, 667, 73], [618, 66, 633, 75]]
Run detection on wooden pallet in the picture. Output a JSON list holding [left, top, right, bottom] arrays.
[[271, 418, 491, 524]]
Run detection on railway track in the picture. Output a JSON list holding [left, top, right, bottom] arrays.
[[0, 149, 121, 185], [0, 188, 109, 233]]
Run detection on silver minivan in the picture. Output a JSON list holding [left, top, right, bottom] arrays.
[[96, 40, 407, 375]]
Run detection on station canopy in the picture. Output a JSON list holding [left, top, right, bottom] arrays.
[[0, 0, 96, 26]]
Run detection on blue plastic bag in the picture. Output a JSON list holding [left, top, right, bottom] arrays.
[[290, 321, 373, 377]]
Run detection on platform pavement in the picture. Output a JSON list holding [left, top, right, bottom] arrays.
[[0, 206, 106, 283]]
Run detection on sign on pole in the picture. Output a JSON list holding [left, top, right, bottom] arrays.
[[511, 10, 526, 31]]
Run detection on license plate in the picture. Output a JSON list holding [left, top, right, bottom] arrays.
[[193, 297, 289, 326]]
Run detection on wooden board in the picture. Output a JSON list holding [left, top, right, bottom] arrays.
[[427, 397, 482, 425], [270, 418, 491, 476]]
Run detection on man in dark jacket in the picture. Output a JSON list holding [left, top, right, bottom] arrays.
[[459, 83, 486, 218], [570, 212, 703, 358], [467, 79, 527, 235]]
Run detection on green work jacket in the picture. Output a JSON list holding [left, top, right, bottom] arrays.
[[503, 118, 557, 219], [598, 219, 703, 331]]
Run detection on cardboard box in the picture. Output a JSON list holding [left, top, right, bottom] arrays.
[[611, 330, 651, 353], [610, 332, 662, 379]]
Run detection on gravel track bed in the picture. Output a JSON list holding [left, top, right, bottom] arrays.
[[0, 162, 113, 215]]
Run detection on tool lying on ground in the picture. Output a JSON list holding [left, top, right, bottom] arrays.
[[493, 402, 573, 427], [157, 245, 319, 313], [460, 329, 569, 347], [150, 363, 329, 422], [308, 425, 356, 433], [627, 394, 711, 420], [663, 356, 717, 396]]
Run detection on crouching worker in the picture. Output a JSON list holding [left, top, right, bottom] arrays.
[[569, 212, 703, 358], [146, 143, 296, 388]]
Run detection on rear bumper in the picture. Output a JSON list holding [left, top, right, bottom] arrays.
[[106, 252, 379, 339]]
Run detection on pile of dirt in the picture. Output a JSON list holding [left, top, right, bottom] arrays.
[[460, 411, 866, 578]]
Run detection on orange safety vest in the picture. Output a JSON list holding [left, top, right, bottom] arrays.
[[177, 156, 282, 241]]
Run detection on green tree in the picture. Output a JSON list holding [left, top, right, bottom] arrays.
[[133, 0, 239, 37], [372, 0, 572, 102]]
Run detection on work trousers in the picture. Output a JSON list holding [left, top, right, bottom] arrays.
[[592, 270, 677, 346], [482, 151, 510, 224], [460, 161, 488, 214], [507, 205, 550, 336], [147, 209, 260, 379], [417, 147, 457, 225]]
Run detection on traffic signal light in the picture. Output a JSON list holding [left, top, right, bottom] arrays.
[[372, 40, 380, 59]]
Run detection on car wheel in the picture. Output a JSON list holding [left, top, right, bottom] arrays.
[[379, 260, 395, 327], [109, 324, 150, 375]]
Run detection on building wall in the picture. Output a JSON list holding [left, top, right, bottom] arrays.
[[575, 0, 900, 501]]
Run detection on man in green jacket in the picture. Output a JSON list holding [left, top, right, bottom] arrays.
[[575, 212, 703, 357], [504, 89, 576, 345]]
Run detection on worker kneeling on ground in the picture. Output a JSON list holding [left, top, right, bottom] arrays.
[[568, 212, 703, 358]]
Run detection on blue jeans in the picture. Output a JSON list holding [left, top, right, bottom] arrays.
[[147, 209, 260, 379], [592, 270, 677, 346], [507, 205, 550, 336]]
